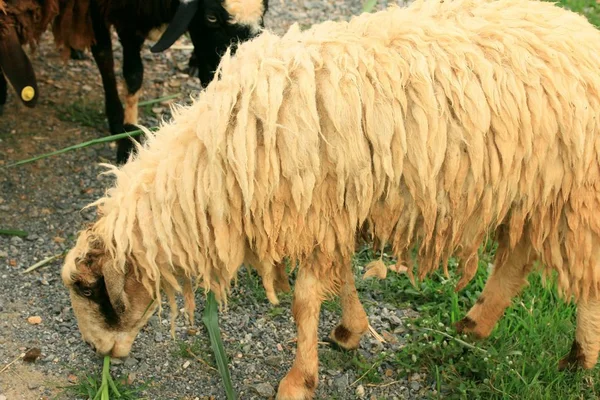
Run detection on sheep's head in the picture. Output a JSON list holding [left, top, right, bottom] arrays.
[[151, 0, 268, 85], [61, 229, 157, 358]]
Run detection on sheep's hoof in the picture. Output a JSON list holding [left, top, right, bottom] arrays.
[[325, 324, 362, 351], [558, 340, 586, 371], [454, 316, 490, 339], [276, 368, 316, 400]]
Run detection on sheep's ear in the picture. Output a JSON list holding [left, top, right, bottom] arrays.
[[102, 262, 128, 314], [0, 25, 38, 107], [150, 0, 199, 53]]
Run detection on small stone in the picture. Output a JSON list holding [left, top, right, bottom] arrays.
[[356, 384, 366, 398], [183, 360, 191, 369], [264, 356, 282, 366], [67, 374, 78, 384], [333, 374, 348, 391], [187, 328, 198, 336], [27, 382, 40, 390], [0, 250, 7, 258], [27, 316, 42, 325], [23, 348, 42, 362], [124, 357, 138, 368], [155, 332, 163, 342], [409, 381, 421, 391], [10, 236, 23, 245], [252, 382, 275, 398]]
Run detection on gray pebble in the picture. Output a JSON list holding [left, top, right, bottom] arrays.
[[154, 332, 163, 342], [124, 357, 139, 368], [252, 382, 275, 398], [333, 374, 349, 391]]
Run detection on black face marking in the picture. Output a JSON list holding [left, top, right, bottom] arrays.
[[74, 277, 121, 328]]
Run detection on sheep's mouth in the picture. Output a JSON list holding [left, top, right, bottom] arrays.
[[0, 24, 38, 107]]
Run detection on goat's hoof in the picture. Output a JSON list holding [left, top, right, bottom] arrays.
[[276, 369, 316, 400]]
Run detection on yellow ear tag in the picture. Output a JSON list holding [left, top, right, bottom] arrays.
[[21, 86, 35, 102]]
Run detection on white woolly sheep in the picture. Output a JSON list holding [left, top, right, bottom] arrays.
[[62, 0, 600, 398]]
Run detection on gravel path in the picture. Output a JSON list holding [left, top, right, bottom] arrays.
[[0, 1, 430, 399]]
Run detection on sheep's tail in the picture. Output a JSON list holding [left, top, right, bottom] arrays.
[[52, 0, 95, 59]]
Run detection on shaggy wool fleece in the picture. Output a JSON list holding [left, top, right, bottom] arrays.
[[82, 0, 600, 314]]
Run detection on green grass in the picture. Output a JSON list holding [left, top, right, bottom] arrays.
[[56, 101, 106, 129], [341, 241, 600, 400], [555, 0, 600, 27]]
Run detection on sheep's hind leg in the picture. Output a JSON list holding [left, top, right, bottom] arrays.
[[328, 264, 368, 350], [276, 261, 327, 400], [456, 226, 536, 338], [559, 297, 600, 370]]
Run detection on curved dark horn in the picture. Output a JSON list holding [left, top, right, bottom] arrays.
[[0, 26, 38, 107], [151, 0, 199, 53]]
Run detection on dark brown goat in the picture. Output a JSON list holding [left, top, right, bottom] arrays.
[[52, 0, 268, 164], [0, 0, 59, 114]]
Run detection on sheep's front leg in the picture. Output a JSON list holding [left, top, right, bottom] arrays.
[[329, 264, 368, 350], [0, 69, 6, 116], [277, 266, 324, 400], [559, 297, 600, 370]]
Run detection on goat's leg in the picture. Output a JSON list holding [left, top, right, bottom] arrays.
[[0, 69, 6, 116], [559, 297, 600, 370], [456, 226, 537, 338], [89, 1, 126, 161], [277, 263, 326, 400], [115, 29, 146, 164], [328, 264, 368, 350]]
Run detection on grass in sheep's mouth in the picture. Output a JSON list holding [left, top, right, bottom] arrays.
[[64, 356, 148, 400]]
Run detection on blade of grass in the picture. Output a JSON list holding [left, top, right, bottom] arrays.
[[101, 356, 110, 400], [138, 94, 179, 107], [0, 229, 28, 237], [202, 291, 236, 400], [22, 252, 66, 274], [3, 128, 158, 168]]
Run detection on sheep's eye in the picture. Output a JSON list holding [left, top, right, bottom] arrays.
[[207, 15, 218, 23], [82, 289, 93, 297], [227, 16, 236, 24]]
